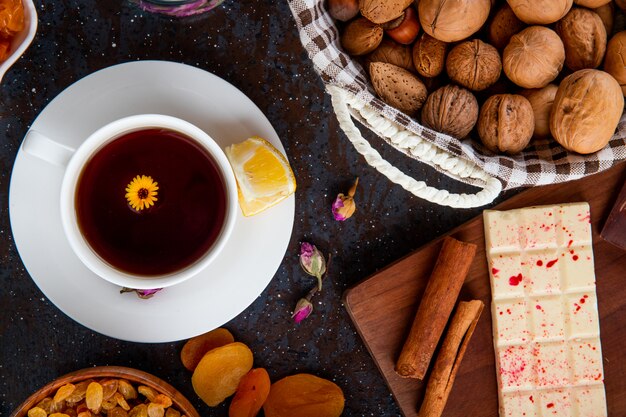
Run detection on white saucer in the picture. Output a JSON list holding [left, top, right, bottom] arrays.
[[8, 61, 295, 343]]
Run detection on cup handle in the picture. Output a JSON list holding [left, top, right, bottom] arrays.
[[21, 130, 76, 167]]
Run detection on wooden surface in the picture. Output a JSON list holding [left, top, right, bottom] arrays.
[[10, 366, 201, 417], [344, 164, 626, 417]]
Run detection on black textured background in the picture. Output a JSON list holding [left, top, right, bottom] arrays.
[[0, 2, 517, 416]]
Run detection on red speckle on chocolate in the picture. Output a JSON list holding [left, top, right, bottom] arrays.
[[546, 259, 558, 268], [492, 267, 500, 275], [499, 311, 503, 315], [536, 304, 542, 310], [529, 396, 534, 403], [573, 255, 579, 261], [567, 240, 573, 247], [595, 373, 602, 380], [509, 273, 523, 286], [584, 295, 588, 298], [574, 303, 581, 312], [537, 260, 543, 266], [580, 297, 585, 304], [507, 308, 512, 315], [547, 403, 554, 408], [569, 249, 574, 254]]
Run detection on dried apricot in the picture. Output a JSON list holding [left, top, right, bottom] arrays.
[[54, 383, 76, 403], [191, 342, 253, 407], [0, 0, 24, 35], [229, 368, 270, 417], [181, 328, 235, 371], [152, 394, 173, 408], [263, 374, 344, 417]]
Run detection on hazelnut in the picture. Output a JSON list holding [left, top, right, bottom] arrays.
[[574, 0, 610, 7], [367, 39, 414, 72], [551, 69, 623, 154], [507, 0, 572, 25], [488, 4, 526, 50], [503, 26, 564, 88], [593, 3, 614, 37], [446, 40, 502, 92], [360, 0, 412, 24], [556, 8, 607, 71], [604, 31, 626, 96], [341, 17, 383, 56], [370, 62, 428, 116], [385, 7, 420, 45], [421, 85, 479, 138], [520, 84, 558, 138], [328, 0, 359, 22], [412, 33, 448, 78], [418, 0, 491, 42], [478, 94, 534, 154]]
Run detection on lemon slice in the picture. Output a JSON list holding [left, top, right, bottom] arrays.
[[225, 136, 296, 216]]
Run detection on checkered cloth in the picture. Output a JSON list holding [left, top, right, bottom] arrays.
[[288, 0, 626, 190]]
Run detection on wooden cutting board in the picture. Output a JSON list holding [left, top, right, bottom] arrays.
[[344, 164, 626, 417]]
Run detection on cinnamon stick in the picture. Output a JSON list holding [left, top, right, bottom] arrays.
[[418, 300, 484, 417], [395, 237, 476, 379]]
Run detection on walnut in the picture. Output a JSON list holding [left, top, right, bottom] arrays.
[[604, 31, 626, 96], [370, 62, 428, 116], [488, 4, 526, 50], [359, 0, 412, 24], [421, 85, 479, 138], [556, 8, 607, 71], [503, 26, 564, 88], [412, 33, 448, 78], [551, 69, 624, 154], [507, 0, 572, 24], [340, 17, 383, 56], [520, 84, 558, 139], [418, 0, 491, 42], [478, 94, 534, 154], [367, 39, 414, 72], [593, 3, 614, 36], [446, 40, 501, 92], [574, 0, 610, 7]]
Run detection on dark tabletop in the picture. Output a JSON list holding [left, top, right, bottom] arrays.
[[0, 1, 518, 416]]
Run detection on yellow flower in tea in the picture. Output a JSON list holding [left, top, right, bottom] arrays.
[[125, 175, 159, 211]]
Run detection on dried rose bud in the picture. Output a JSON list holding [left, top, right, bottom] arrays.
[[120, 288, 162, 299], [291, 298, 313, 324], [332, 178, 358, 221], [300, 242, 326, 290]]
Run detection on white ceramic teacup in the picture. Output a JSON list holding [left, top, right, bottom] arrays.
[[21, 114, 238, 289]]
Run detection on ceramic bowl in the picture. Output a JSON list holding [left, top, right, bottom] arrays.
[[0, 0, 37, 84], [9, 366, 201, 417]]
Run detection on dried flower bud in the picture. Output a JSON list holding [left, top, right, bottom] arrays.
[[291, 298, 313, 324], [300, 242, 326, 290], [120, 287, 162, 299], [332, 178, 359, 221]]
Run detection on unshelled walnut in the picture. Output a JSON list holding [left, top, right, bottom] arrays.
[[367, 39, 414, 72], [520, 84, 558, 139], [421, 85, 479, 138], [419, 0, 491, 42], [551, 70, 623, 154], [341, 17, 383, 56], [360, 0, 412, 24], [556, 8, 607, 71], [604, 31, 626, 96], [370, 62, 428, 116], [412, 34, 447, 78], [488, 4, 526, 50], [446, 40, 501, 92], [507, 0, 572, 24], [503, 26, 564, 88], [574, 0, 610, 7], [478, 94, 534, 154]]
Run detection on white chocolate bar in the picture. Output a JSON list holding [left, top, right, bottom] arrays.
[[484, 203, 607, 417]]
